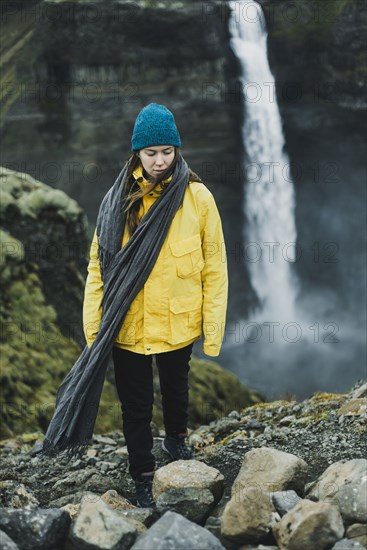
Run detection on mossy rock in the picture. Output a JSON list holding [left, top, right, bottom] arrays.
[[0, 226, 114, 438], [1, 166, 90, 348], [0, 167, 82, 222], [0, 229, 25, 268], [309, 391, 344, 402], [244, 399, 295, 412]]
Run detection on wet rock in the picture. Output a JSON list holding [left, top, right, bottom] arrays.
[[272, 499, 344, 550], [232, 447, 308, 498], [271, 490, 302, 516], [130, 510, 225, 549], [220, 482, 279, 544], [0, 506, 70, 550], [306, 459, 367, 524], [69, 495, 137, 549], [220, 447, 308, 544], [156, 486, 215, 523], [154, 460, 224, 504]]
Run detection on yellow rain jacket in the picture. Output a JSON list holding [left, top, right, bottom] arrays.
[[83, 163, 228, 357]]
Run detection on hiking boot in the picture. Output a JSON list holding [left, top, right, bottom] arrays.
[[135, 472, 156, 508], [162, 431, 193, 461]]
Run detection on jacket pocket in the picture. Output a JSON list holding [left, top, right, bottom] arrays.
[[117, 298, 140, 344], [168, 293, 203, 344], [169, 234, 205, 279]]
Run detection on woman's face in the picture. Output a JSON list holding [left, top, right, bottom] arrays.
[[138, 145, 175, 179]]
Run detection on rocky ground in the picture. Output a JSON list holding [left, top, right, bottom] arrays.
[[0, 379, 366, 549]]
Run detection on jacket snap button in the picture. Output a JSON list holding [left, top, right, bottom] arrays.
[[146, 347, 151, 350]]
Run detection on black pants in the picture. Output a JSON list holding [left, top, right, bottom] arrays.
[[112, 343, 193, 480]]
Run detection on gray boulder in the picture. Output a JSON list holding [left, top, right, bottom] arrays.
[[0, 506, 70, 550], [156, 486, 215, 523], [69, 496, 137, 549], [130, 510, 225, 549], [0, 530, 20, 550]]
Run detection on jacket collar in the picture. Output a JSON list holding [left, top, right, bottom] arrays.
[[132, 163, 173, 197]]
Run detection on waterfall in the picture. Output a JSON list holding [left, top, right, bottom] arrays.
[[228, 0, 299, 324]]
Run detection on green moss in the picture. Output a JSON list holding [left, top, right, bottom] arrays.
[[0, 229, 24, 267], [19, 188, 81, 221], [294, 410, 332, 426], [243, 399, 293, 413], [218, 430, 248, 446], [0, 190, 16, 217], [0, 167, 82, 223], [0, 226, 117, 438], [0, 268, 80, 437], [315, 410, 332, 422], [309, 391, 343, 402]]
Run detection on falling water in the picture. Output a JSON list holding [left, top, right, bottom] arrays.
[[228, 0, 299, 324]]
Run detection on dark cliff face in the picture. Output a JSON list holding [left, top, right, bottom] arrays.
[[263, 0, 366, 111]]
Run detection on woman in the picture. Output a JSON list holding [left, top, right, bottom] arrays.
[[83, 103, 228, 508]]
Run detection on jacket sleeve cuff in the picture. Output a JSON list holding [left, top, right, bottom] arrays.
[[203, 343, 221, 357]]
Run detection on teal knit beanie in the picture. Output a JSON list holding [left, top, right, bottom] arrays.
[[131, 103, 181, 151]]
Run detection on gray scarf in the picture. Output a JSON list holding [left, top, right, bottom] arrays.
[[40, 153, 190, 461]]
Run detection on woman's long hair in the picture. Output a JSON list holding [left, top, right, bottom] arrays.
[[122, 147, 203, 237]]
